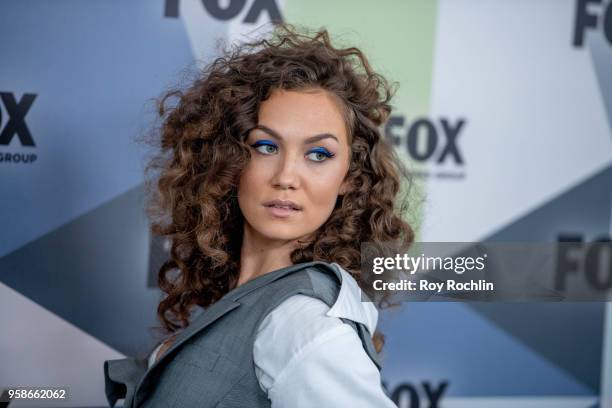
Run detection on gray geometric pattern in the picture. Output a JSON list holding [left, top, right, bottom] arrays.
[[471, 163, 612, 393], [0, 185, 161, 358]]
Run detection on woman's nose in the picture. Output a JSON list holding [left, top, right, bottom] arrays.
[[271, 155, 300, 190]]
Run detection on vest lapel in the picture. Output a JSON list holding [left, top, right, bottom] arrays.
[[131, 260, 334, 407], [356, 321, 382, 370], [104, 357, 148, 407], [225, 261, 333, 302], [131, 297, 240, 407]]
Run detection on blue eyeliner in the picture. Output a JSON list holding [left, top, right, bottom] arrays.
[[250, 140, 278, 154], [308, 147, 335, 158], [251, 140, 276, 147], [250, 139, 335, 162]]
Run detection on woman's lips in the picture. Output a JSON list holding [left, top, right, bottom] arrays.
[[263, 204, 302, 218]]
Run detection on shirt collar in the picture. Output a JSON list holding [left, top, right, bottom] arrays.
[[325, 262, 378, 335]]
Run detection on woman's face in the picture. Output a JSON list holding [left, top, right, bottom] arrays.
[[238, 88, 352, 245]]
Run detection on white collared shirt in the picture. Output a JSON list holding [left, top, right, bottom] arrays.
[[149, 262, 396, 407]]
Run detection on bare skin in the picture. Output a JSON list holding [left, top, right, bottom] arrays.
[[154, 334, 178, 364]]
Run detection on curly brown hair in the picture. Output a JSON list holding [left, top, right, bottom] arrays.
[[144, 24, 415, 353]]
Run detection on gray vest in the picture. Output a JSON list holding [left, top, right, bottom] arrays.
[[104, 261, 382, 407]]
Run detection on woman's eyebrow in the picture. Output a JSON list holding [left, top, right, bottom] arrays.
[[253, 125, 339, 144]]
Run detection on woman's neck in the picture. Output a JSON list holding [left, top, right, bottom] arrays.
[[237, 225, 299, 287]]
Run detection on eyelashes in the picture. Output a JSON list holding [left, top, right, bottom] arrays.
[[251, 140, 278, 155], [307, 147, 336, 162], [250, 140, 336, 163]]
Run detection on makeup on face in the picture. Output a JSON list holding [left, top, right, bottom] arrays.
[[237, 88, 350, 243], [247, 125, 338, 164]]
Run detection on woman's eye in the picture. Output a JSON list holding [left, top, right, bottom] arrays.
[[306, 148, 335, 162], [251, 141, 278, 155]]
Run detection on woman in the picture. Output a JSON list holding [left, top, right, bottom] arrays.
[[104, 24, 414, 407]]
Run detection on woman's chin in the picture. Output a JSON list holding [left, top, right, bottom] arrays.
[[255, 227, 306, 243]]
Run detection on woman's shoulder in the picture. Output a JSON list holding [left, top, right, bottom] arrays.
[[256, 293, 343, 351], [253, 293, 351, 392], [253, 262, 380, 391], [255, 292, 395, 406], [258, 262, 378, 338]]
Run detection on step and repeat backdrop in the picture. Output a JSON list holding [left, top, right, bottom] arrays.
[[1, 0, 612, 407]]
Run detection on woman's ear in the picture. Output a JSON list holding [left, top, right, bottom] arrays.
[[339, 160, 353, 196], [339, 178, 352, 196]]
